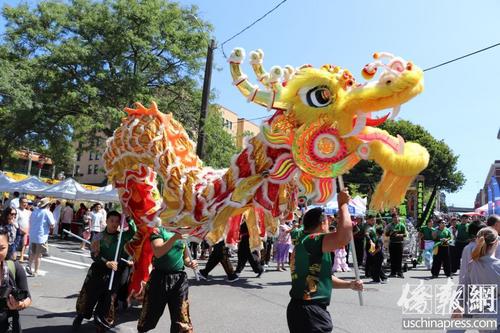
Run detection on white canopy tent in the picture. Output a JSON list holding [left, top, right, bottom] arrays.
[[0, 173, 15, 192], [4, 176, 48, 195], [76, 184, 119, 203], [34, 177, 87, 200], [314, 195, 367, 216]]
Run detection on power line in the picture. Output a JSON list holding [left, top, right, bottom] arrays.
[[424, 42, 500, 72], [220, 0, 288, 59]]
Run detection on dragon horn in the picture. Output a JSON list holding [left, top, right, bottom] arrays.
[[229, 48, 286, 111]]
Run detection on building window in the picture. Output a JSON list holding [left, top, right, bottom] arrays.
[[95, 152, 100, 160], [89, 151, 93, 160], [93, 164, 99, 174], [87, 165, 92, 175], [76, 152, 81, 162], [75, 165, 80, 176]]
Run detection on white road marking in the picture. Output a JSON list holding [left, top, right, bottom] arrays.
[[41, 258, 86, 270], [44, 256, 91, 267]]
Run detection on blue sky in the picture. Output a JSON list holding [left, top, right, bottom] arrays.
[[1, 0, 499, 207]]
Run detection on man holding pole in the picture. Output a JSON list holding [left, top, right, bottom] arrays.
[[137, 226, 198, 333], [72, 211, 136, 332], [287, 189, 359, 333]]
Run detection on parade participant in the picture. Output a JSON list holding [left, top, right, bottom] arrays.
[[385, 213, 407, 278], [368, 227, 387, 283], [275, 220, 292, 271], [235, 222, 264, 277], [197, 240, 239, 282], [419, 220, 435, 270], [15, 198, 30, 262], [454, 227, 500, 331], [431, 220, 452, 278], [0, 227, 31, 333], [363, 214, 376, 278], [451, 216, 470, 273], [27, 198, 55, 276], [73, 211, 136, 332], [137, 227, 198, 333], [287, 189, 352, 333], [352, 216, 365, 267], [1, 208, 18, 261]]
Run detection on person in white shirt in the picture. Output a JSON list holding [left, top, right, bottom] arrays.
[[60, 202, 74, 238], [16, 197, 31, 262], [98, 204, 107, 232], [6, 191, 20, 209], [52, 200, 62, 238], [89, 203, 104, 240]]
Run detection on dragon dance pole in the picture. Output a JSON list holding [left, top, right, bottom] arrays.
[[338, 176, 364, 306], [108, 214, 126, 291], [184, 239, 200, 281], [63, 229, 91, 244]]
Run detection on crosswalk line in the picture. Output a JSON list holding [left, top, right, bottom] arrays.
[[42, 258, 87, 270], [66, 250, 91, 258], [44, 255, 91, 267]]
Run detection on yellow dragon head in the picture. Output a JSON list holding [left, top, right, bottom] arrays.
[[229, 49, 429, 210]]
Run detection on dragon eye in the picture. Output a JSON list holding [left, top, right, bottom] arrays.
[[298, 86, 333, 108]]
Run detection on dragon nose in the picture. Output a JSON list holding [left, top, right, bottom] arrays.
[[389, 59, 405, 73]]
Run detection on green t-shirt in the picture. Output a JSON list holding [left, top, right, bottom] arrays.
[[290, 226, 304, 246], [420, 226, 435, 241], [434, 228, 451, 241], [150, 227, 185, 273], [386, 222, 407, 243], [290, 233, 332, 305], [456, 223, 469, 243], [97, 220, 137, 261]]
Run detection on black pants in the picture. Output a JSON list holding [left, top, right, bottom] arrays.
[[236, 237, 263, 274], [364, 246, 373, 277], [354, 237, 364, 266], [371, 253, 386, 282], [287, 299, 333, 333], [189, 242, 198, 260], [0, 311, 20, 333], [431, 246, 451, 277], [200, 241, 235, 278], [389, 242, 403, 275], [451, 242, 467, 273], [137, 270, 191, 333], [261, 238, 273, 265], [76, 262, 122, 329]]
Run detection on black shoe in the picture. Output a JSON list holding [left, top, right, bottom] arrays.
[[197, 270, 209, 281], [227, 274, 239, 282], [72, 315, 83, 332], [256, 270, 263, 278], [397, 273, 405, 278], [388, 274, 396, 278]]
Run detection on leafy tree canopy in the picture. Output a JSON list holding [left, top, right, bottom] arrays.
[[0, 0, 212, 171]]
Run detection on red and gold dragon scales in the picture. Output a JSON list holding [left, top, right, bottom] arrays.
[[103, 48, 429, 296]]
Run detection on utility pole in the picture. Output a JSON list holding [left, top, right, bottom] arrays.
[[195, 38, 216, 161]]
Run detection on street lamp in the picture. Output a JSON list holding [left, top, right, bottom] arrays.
[[187, 14, 216, 161]]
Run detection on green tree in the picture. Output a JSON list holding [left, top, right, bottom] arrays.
[[343, 119, 465, 222], [203, 108, 239, 169], [0, 0, 211, 172]]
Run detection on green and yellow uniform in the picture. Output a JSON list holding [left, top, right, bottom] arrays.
[[419, 225, 435, 241]]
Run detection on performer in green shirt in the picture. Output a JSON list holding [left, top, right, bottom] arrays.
[[73, 211, 137, 332], [137, 226, 197, 333], [287, 189, 354, 333], [451, 215, 470, 273], [385, 213, 407, 278], [431, 219, 452, 278], [419, 220, 435, 270]]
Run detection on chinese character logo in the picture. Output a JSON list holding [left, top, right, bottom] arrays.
[[468, 284, 497, 315], [397, 281, 433, 314], [434, 279, 464, 315]]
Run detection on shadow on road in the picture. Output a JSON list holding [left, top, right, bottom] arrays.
[[192, 277, 264, 289]]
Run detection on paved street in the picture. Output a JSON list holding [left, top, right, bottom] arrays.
[[19, 238, 460, 333]]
